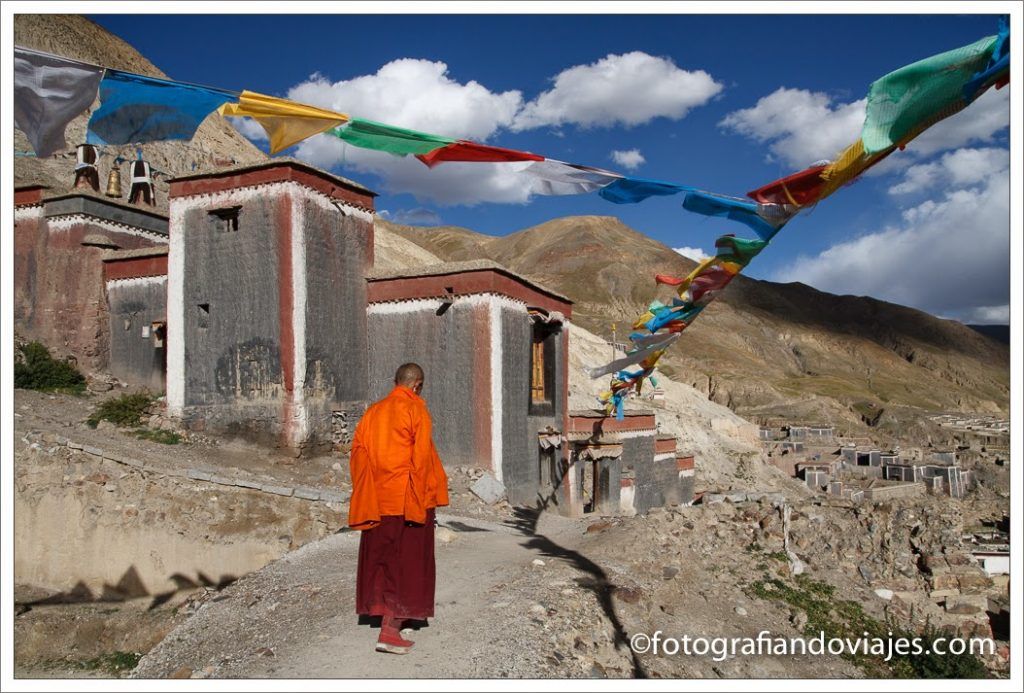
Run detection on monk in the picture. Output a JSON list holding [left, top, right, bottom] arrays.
[[348, 362, 449, 654]]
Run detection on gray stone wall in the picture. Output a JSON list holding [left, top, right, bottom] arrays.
[[594, 456, 622, 515], [301, 199, 370, 442], [678, 472, 695, 506], [625, 435, 668, 513], [107, 278, 167, 391], [178, 195, 285, 445], [367, 301, 489, 469], [501, 307, 534, 506]]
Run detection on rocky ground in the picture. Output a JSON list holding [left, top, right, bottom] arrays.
[[128, 492, 1010, 679], [13, 378, 1012, 681]]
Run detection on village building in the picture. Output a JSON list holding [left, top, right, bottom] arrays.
[[14, 158, 695, 518], [14, 184, 169, 372]]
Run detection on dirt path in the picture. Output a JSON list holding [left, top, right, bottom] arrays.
[[134, 511, 591, 679]]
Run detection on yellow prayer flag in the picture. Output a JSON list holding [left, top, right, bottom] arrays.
[[818, 138, 895, 201], [674, 256, 717, 298], [219, 90, 348, 154]]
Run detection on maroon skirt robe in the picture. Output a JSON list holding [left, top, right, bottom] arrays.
[[356, 509, 437, 620]]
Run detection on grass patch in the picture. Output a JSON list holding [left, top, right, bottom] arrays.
[[38, 651, 143, 677], [79, 651, 142, 676], [747, 574, 988, 678], [131, 428, 181, 445], [14, 342, 86, 394], [87, 392, 154, 429]]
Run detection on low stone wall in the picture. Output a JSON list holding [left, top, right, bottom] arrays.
[[14, 438, 346, 598]]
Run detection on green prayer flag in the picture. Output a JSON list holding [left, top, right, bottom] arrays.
[[330, 118, 454, 156], [715, 236, 769, 266], [861, 35, 998, 154]]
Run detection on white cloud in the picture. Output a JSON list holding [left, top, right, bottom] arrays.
[[389, 207, 443, 226], [283, 53, 721, 205], [611, 148, 645, 170], [288, 60, 522, 140], [889, 147, 1008, 195], [512, 52, 722, 131], [225, 116, 268, 141], [774, 147, 1009, 322], [719, 88, 865, 169], [674, 246, 708, 262], [963, 304, 1009, 324], [282, 59, 535, 205], [720, 84, 1009, 173], [293, 133, 536, 206]]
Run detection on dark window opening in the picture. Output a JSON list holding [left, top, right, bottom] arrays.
[[151, 321, 166, 348], [529, 321, 558, 415], [197, 303, 210, 329], [580, 458, 595, 514], [208, 205, 242, 232]]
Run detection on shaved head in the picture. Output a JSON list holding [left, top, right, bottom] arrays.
[[395, 362, 424, 387]]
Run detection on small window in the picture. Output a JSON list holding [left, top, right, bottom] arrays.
[[151, 321, 166, 348], [208, 206, 241, 232], [531, 337, 546, 403], [197, 303, 210, 329], [529, 321, 557, 415]]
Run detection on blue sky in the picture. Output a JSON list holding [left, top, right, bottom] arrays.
[[90, 12, 1011, 323]]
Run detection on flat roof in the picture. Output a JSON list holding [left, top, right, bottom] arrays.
[[168, 157, 376, 197], [367, 259, 572, 305], [103, 246, 169, 261], [40, 189, 170, 223]]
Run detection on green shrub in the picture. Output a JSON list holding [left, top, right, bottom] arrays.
[[132, 428, 181, 445], [87, 392, 155, 428], [13, 342, 86, 394], [80, 651, 142, 675], [747, 573, 989, 678]]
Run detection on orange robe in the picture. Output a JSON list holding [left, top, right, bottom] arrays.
[[348, 385, 449, 530]]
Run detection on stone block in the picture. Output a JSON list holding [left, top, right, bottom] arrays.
[[470, 473, 506, 505], [260, 484, 294, 497], [945, 595, 988, 615], [957, 573, 994, 594]]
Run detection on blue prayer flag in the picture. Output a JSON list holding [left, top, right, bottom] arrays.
[[598, 176, 692, 204], [682, 191, 790, 241], [87, 70, 236, 145]]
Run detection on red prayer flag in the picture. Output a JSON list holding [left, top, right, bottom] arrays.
[[655, 273, 687, 287], [747, 164, 827, 206], [416, 140, 544, 168]]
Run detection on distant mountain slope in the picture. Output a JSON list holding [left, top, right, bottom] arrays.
[[380, 217, 1009, 440], [967, 324, 1010, 344], [14, 15, 266, 214]]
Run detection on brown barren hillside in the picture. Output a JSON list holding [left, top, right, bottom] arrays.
[[380, 216, 1009, 440], [14, 14, 266, 214]]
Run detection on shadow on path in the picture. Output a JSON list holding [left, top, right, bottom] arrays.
[[504, 504, 647, 679]]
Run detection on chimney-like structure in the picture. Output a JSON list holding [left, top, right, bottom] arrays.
[[73, 143, 99, 191], [128, 156, 155, 206]]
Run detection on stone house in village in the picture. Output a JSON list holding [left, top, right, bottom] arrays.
[[14, 159, 694, 516]]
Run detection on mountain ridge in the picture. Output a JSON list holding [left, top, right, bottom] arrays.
[[379, 216, 1009, 438]]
